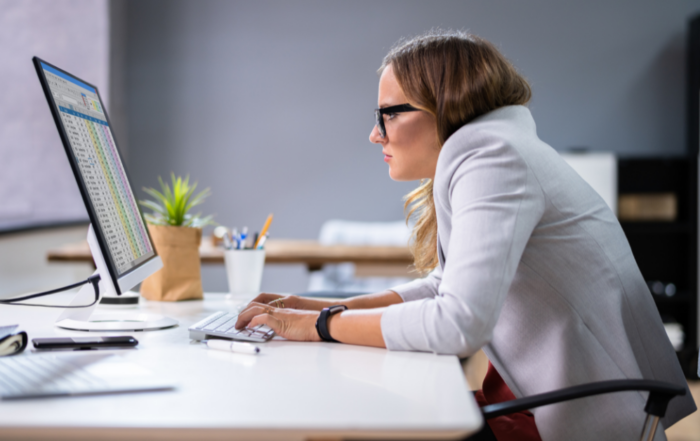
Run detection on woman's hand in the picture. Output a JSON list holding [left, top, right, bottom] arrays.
[[234, 302, 321, 341], [246, 293, 335, 311]]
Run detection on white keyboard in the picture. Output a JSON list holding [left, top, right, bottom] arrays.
[[188, 311, 275, 343], [0, 353, 174, 400]]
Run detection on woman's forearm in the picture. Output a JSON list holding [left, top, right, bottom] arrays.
[[238, 292, 401, 347], [264, 290, 403, 312], [344, 290, 403, 309], [327, 308, 387, 348], [303, 290, 403, 310], [316, 291, 402, 347]]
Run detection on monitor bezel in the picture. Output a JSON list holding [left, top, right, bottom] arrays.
[[33, 56, 159, 295]]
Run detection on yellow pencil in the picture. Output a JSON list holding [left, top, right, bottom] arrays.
[[254, 214, 273, 248]]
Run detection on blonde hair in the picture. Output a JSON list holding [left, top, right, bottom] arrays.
[[380, 30, 531, 274]]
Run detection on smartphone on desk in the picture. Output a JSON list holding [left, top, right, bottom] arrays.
[[32, 336, 138, 350]]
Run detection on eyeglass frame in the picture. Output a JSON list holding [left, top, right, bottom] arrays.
[[374, 104, 420, 138]]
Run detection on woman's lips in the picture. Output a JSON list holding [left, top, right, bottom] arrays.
[[384, 154, 392, 162]]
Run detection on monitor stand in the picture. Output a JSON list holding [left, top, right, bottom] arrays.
[[55, 225, 178, 332]]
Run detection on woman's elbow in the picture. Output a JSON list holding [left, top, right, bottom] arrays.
[[432, 330, 492, 358]]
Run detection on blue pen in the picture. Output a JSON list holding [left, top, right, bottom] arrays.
[[240, 227, 248, 250], [231, 228, 239, 250]]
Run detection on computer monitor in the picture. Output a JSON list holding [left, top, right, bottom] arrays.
[[33, 57, 176, 331]]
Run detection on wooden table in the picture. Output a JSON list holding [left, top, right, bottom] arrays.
[[47, 237, 415, 274]]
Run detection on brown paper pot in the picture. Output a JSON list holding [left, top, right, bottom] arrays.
[[140, 224, 203, 301]]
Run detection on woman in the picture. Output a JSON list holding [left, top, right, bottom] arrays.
[[235, 31, 695, 440]]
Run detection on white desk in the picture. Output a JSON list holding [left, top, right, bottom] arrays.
[[0, 293, 482, 440]]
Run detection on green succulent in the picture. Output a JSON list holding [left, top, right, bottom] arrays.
[[139, 173, 215, 228]]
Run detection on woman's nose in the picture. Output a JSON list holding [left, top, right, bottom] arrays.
[[369, 124, 383, 144]]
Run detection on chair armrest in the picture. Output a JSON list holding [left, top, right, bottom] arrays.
[[481, 379, 686, 420]]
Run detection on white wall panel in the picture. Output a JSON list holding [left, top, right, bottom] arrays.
[[0, 0, 109, 232]]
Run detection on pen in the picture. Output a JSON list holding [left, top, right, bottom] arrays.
[[254, 214, 273, 248], [223, 232, 232, 250], [231, 228, 239, 250], [205, 339, 260, 355], [240, 227, 248, 249], [256, 233, 269, 249]]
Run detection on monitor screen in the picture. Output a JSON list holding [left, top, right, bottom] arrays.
[[36, 60, 156, 278]]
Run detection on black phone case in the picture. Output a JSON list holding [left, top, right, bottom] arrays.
[[32, 336, 138, 349]]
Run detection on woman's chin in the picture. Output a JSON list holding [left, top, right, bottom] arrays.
[[388, 167, 399, 181], [388, 168, 410, 182]]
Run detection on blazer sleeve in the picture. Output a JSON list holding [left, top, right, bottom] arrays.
[[389, 266, 442, 302], [380, 139, 545, 357]]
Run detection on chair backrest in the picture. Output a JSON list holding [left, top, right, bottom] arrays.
[[307, 220, 414, 293], [318, 220, 410, 246]]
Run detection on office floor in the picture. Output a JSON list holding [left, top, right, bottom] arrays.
[[666, 382, 700, 441], [463, 351, 700, 441]]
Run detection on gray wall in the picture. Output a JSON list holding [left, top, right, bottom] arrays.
[[115, 0, 700, 292]]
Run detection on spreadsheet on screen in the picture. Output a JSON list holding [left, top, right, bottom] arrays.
[[41, 63, 153, 275]]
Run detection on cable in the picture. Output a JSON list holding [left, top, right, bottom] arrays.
[[0, 275, 101, 308]]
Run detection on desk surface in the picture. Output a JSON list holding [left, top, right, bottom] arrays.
[[47, 238, 414, 271], [1, 293, 481, 440]]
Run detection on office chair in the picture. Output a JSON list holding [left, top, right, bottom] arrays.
[[306, 220, 413, 293], [480, 379, 686, 441]]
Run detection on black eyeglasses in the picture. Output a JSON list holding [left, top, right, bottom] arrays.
[[374, 104, 420, 138]]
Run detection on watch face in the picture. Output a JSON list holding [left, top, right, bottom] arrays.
[[329, 305, 348, 314]]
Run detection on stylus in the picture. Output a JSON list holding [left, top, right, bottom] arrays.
[[204, 339, 260, 355]]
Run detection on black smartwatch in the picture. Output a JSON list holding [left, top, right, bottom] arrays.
[[315, 305, 348, 343]]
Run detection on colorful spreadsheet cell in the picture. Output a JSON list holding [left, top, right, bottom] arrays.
[[55, 105, 152, 274]]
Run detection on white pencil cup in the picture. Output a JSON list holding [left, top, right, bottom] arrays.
[[223, 249, 266, 298]]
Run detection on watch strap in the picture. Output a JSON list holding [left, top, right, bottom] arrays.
[[315, 305, 347, 343]]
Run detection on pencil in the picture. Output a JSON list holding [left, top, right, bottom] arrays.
[[254, 214, 273, 248]]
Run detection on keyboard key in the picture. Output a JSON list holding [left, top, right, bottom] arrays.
[[214, 317, 236, 332], [0, 375, 21, 395], [188, 311, 275, 342], [192, 312, 224, 330], [221, 323, 240, 333], [203, 315, 235, 331]]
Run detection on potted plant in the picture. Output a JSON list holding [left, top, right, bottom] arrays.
[[138, 174, 214, 301]]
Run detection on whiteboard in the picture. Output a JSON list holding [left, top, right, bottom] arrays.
[[560, 152, 618, 215], [0, 0, 108, 232]]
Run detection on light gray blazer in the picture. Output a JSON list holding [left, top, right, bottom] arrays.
[[381, 105, 696, 441]]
